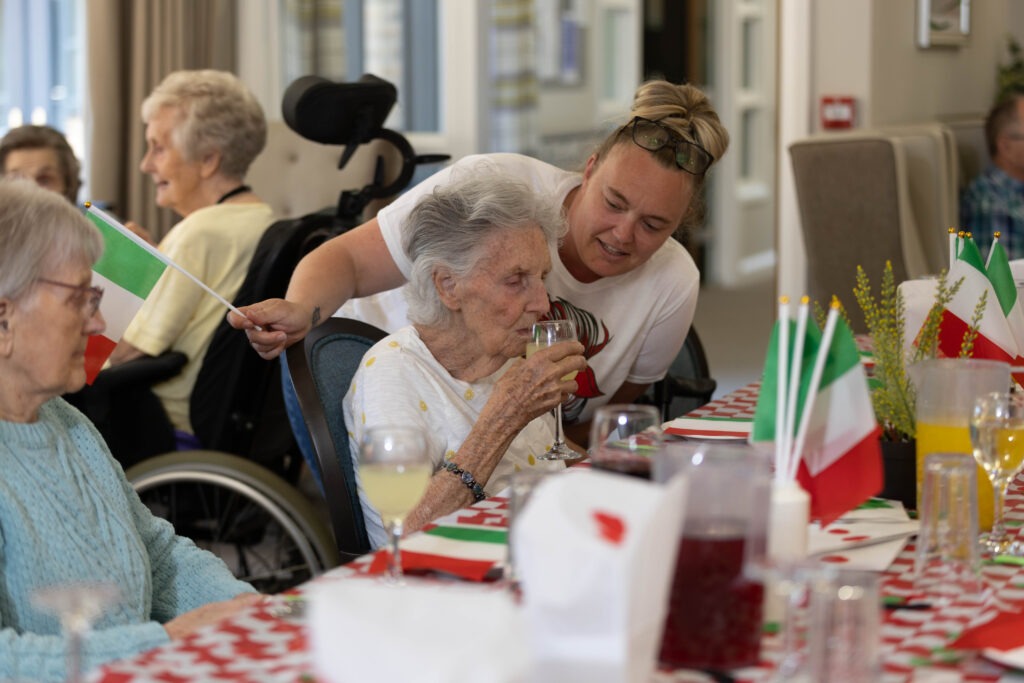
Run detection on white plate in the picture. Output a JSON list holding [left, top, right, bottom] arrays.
[[983, 646, 1024, 670]]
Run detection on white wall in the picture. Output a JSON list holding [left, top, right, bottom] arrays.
[[777, 0, 1024, 299]]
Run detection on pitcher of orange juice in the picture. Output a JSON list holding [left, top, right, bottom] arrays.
[[910, 358, 1011, 530]]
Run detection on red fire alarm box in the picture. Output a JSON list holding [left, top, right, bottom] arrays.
[[820, 96, 856, 130]]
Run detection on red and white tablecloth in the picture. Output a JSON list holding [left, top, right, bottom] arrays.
[[89, 386, 1024, 683]]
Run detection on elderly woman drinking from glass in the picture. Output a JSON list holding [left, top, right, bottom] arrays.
[[345, 173, 586, 548], [0, 179, 259, 683]]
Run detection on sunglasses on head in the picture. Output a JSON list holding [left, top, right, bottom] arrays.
[[628, 116, 713, 176]]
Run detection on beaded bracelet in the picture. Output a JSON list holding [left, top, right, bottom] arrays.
[[440, 461, 487, 501]]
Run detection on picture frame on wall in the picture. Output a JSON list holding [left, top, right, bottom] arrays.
[[917, 0, 971, 48]]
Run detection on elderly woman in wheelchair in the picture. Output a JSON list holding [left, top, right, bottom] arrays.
[[344, 173, 586, 548], [0, 180, 259, 683]]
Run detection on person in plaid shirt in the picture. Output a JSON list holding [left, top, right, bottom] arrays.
[[960, 93, 1024, 260]]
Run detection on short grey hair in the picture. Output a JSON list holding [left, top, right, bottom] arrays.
[[403, 173, 566, 327], [141, 69, 266, 179], [0, 179, 102, 302]]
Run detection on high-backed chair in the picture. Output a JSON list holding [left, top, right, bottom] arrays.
[[645, 326, 717, 422], [881, 123, 958, 274], [941, 115, 989, 192], [286, 317, 387, 563], [789, 134, 920, 332]]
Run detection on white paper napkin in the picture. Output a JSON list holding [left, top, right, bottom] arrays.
[[513, 469, 688, 683], [807, 500, 918, 570], [309, 579, 529, 683]]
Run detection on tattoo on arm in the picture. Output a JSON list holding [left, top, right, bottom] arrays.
[[311, 305, 321, 328]]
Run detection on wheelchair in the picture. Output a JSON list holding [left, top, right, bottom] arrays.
[[68, 74, 445, 593]]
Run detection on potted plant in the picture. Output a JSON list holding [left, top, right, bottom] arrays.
[[830, 261, 983, 508]]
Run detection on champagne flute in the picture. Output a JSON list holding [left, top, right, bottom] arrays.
[[31, 582, 120, 683], [359, 426, 432, 581], [970, 391, 1024, 555], [528, 319, 578, 460], [589, 404, 663, 479]]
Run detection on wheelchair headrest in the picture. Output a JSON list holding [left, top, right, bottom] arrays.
[[281, 74, 398, 169]]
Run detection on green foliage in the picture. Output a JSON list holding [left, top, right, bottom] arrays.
[[848, 263, 972, 442], [997, 36, 1024, 104]]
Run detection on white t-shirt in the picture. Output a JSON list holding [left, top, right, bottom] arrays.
[[337, 153, 699, 424], [344, 326, 562, 549]]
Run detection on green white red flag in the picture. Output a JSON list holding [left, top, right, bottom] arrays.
[[751, 312, 882, 525], [84, 206, 167, 383], [985, 238, 1024, 371], [938, 238, 1017, 363]]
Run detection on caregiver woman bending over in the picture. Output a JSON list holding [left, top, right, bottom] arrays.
[[345, 174, 585, 547], [0, 180, 258, 683], [232, 80, 729, 445]]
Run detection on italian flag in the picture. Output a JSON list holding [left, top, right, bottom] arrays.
[[985, 238, 1024, 373], [83, 206, 167, 383], [751, 314, 882, 525], [938, 238, 1017, 363]]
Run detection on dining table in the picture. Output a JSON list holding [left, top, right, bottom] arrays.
[[88, 383, 1024, 683]]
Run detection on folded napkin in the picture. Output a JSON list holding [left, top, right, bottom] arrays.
[[362, 523, 507, 582], [513, 469, 687, 683], [309, 579, 528, 683], [950, 611, 1024, 651], [807, 499, 917, 570], [662, 416, 752, 440]]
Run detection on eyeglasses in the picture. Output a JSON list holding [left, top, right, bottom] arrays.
[[628, 116, 714, 176], [37, 278, 104, 318]]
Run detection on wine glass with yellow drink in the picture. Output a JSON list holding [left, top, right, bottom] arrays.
[[528, 319, 578, 460], [970, 392, 1024, 555], [359, 426, 432, 581]]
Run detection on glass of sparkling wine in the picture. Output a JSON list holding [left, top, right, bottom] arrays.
[[528, 319, 578, 460], [31, 582, 121, 683], [359, 426, 432, 581], [970, 391, 1024, 555]]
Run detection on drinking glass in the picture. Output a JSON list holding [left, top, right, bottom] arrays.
[[31, 582, 120, 683], [359, 426, 432, 581], [589, 404, 663, 479], [528, 319, 578, 460], [970, 391, 1024, 555], [655, 442, 771, 669]]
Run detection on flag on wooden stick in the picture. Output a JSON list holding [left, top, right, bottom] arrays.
[[83, 206, 167, 382]]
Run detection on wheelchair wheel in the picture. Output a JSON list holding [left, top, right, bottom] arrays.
[[127, 451, 339, 594]]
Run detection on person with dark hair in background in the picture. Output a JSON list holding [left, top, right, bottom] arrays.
[[961, 92, 1024, 260], [0, 124, 82, 204]]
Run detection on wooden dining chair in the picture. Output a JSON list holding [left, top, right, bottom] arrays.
[[286, 317, 387, 563]]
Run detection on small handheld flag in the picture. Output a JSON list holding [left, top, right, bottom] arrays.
[[751, 297, 883, 525], [83, 204, 260, 383]]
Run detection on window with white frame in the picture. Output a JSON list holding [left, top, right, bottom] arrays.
[[276, 0, 439, 133], [0, 0, 87, 168]]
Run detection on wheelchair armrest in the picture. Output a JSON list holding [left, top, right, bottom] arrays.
[[92, 351, 188, 389]]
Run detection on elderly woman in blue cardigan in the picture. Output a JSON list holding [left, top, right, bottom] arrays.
[[0, 179, 258, 682]]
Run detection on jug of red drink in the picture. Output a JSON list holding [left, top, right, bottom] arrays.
[[654, 442, 771, 670]]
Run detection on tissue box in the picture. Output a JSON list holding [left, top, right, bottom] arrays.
[[309, 579, 529, 683], [513, 469, 687, 683]]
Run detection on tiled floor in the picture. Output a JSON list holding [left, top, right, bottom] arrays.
[[693, 279, 776, 400]]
